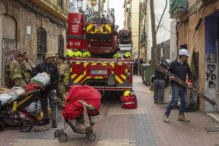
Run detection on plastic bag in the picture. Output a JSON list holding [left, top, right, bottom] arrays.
[[0, 93, 12, 105], [31, 73, 50, 86], [25, 83, 42, 92], [25, 101, 41, 114]]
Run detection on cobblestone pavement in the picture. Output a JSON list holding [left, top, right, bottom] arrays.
[[1, 76, 219, 146]]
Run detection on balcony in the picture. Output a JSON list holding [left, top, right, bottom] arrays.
[[30, 0, 72, 22], [169, 0, 188, 19]]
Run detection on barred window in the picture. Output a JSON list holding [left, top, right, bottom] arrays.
[[58, 34, 64, 55], [37, 27, 47, 63]]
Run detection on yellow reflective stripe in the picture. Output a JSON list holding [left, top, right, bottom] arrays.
[[86, 24, 93, 32], [121, 74, 126, 80], [84, 62, 89, 67], [70, 68, 72, 72], [81, 76, 91, 83], [71, 74, 77, 79], [13, 74, 22, 79], [115, 75, 123, 84], [125, 68, 128, 74], [74, 71, 86, 83], [118, 63, 122, 65], [14, 68, 19, 72], [17, 95, 33, 107], [90, 28, 98, 33], [76, 62, 80, 65], [105, 24, 111, 32], [101, 63, 107, 66], [92, 63, 97, 66], [109, 63, 114, 68], [99, 28, 107, 34]]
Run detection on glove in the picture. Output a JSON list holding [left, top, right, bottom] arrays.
[[169, 76, 175, 80], [188, 82, 192, 88]]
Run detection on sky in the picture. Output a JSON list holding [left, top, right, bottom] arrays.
[[71, 0, 124, 29], [108, 0, 124, 29]]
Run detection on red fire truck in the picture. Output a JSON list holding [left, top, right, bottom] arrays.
[[66, 9, 133, 94]]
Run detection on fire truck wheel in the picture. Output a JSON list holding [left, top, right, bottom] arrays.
[[0, 121, 5, 131], [19, 118, 33, 132]]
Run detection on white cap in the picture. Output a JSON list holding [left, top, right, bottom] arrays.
[[179, 49, 190, 56]]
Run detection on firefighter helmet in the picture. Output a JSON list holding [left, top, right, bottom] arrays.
[[123, 90, 132, 97], [65, 50, 74, 58], [75, 51, 82, 58], [123, 51, 132, 59], [113, 53, 121, 59], [83, 51, 91, 58]]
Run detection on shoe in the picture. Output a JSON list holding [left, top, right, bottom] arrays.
[[40, 118, 50, 125], [163, 115, 169, 123], [154, 100, 158, 104], [159, 101, 164, 104], [52, 120, 57, 128], [178, 114, 190, 122]]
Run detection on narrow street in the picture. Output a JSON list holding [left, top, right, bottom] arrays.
[[1, 76, 219, 146]]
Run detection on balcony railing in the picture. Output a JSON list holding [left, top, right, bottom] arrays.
[[43, 0, 70, 17], [169, 0, 188, 19]]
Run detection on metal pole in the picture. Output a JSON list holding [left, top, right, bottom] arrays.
[[137, 0, 141, 75], [150, 0, 157, 63]]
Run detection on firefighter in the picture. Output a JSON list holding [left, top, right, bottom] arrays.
[[57, 55, 69, 109], [9, 53, 27, 88], [21, 52, 35, 84]]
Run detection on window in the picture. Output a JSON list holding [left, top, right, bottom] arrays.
[[58, 34, 64, 55], [37, 27, 47, 63]]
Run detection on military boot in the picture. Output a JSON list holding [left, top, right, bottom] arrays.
[[178, 114, 190, 122]]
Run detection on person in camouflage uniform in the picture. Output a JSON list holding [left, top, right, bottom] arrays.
[[21, 52, 35, 84], [9, 54, 27, 88], [57, 55, 69, 109]]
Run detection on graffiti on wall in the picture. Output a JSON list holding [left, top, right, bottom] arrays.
[[2, 39, 17, 87], [206, 63, 216, 88]]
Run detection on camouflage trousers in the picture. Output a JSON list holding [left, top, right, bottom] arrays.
[[13, 78, 27, 88], [57, 82, 67, 106]]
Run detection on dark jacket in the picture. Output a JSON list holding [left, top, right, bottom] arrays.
[[154, 63, 168, 80], [32, 62, 59, 90], [169, 60, 192, 85]]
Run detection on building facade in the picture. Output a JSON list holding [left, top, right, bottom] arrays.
[[124, 0, 148, 62], [170, 0, 219, 112], [147, 0, 172, 63], [0, 0, 72, 87]]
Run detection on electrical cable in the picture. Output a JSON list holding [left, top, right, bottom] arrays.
[[156, 0, 168, 34]]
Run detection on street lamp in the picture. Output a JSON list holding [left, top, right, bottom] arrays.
[[76, 0, 83, 12]]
